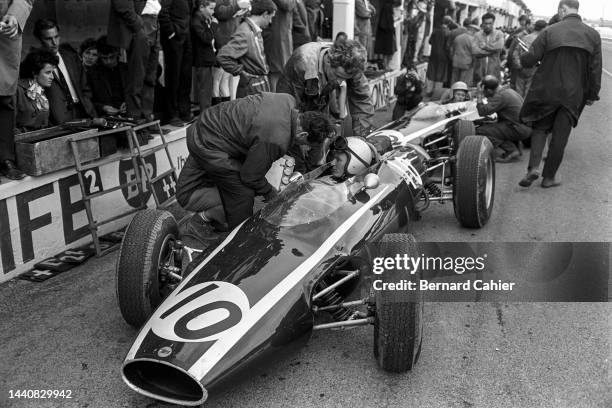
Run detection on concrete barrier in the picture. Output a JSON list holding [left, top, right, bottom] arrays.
[[0, 129, 190, 284]]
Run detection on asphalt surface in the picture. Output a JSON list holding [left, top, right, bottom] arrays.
[[1, 44, 611, 408]]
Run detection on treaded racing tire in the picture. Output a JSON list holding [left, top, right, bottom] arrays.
[[374, 233, 424, 373], [453, 135, 495, 228], [116, 209, 178, 327], [452, 119, 476, 148]]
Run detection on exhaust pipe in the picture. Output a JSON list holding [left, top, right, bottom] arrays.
[[122, 359, 207, 406]]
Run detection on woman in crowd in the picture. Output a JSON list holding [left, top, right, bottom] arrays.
[[14, 49, 58, 133]]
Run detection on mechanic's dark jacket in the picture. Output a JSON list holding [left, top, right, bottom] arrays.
[[277, 42, 374, 136], [186, 92, 297, 196], [217, 18, 269, 76], [519, 13, 602, 127], [477, 86, 531, 137]]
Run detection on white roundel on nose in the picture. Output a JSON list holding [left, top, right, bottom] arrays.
[[150, 281, 251, 343]]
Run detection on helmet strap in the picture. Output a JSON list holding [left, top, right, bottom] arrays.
[[346, 146, 370, 168]]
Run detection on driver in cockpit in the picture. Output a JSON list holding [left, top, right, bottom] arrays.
[[327, 136, 380, 181], [440, 81, 472, 105]]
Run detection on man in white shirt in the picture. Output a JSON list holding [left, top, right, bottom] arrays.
[[33, 19, 96, 125]]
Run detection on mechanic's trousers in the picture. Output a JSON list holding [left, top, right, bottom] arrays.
[[476, 122, 531, 155], [178, 157, 255, 229], [176, 155, 233, 226], [527, 107, 573, 179]]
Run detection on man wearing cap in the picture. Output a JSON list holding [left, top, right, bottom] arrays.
[[518, 0, 601, 188], [475, 75, 532, 162], [450, 19, 479, 86]]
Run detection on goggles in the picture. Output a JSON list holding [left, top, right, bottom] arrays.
[[331, 136, 370, 168]]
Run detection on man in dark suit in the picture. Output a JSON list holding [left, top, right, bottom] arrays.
[[33, 19, 96, 125], [159, 0, 193, 126], [107, 0, 160, 123]]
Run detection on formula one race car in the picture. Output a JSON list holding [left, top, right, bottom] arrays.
[[115, 100, 495, 406]]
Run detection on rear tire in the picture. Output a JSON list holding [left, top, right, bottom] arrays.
[[116, 209, 179, 327], [452, 120, 476, 149], [453, 135, 495, 228], [373, 233, 424, 372]]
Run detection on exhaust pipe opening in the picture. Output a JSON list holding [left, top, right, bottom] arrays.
[[123, 360, 207, 406]]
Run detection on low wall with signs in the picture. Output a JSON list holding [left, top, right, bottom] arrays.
[[0, 129, 190, 284]]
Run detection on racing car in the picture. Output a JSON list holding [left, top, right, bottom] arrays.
[[115, 100, 495, 406]]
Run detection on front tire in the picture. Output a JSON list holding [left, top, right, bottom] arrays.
[[373, 233, 424, 372], [453, 135, 495, 228], [116, 209, 179, 327], [452, 119, 476, 149]]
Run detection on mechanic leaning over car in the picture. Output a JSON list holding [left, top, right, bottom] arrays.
[[277, 36, 375, 172], [475, 75, 532, 163], [176, 92, 335, 229]]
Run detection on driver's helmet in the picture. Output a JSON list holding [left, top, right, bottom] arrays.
[[451, 81, 468, 92], [333, 136, 375, 176]]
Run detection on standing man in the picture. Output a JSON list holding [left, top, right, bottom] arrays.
[[176, 92, 334, 229], [505, 15, 532, 90], [33, 19, 97, 125], [450, 19, 479, 86], [472, 12, 504, 83], [518, 0, 601, 188], [0, 0, 32, 181], [217, 0, 277, 97], [107, 0, 161, 125], [263, 0, 296, 92], [159, 0, 194, 126], [511, 19, 546, 98], [475, 75, 532, 163]]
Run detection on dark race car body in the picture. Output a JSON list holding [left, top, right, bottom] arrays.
[[118, 100, 494, 406]]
